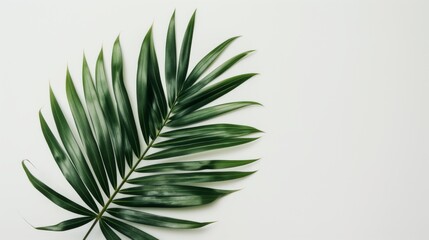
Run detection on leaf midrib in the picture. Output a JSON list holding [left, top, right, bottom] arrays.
[[83, 101, 176, 240]]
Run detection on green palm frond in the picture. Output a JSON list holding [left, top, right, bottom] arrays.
[[23, 11, 260, 239]]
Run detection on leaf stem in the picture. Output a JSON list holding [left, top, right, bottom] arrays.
[[83, 105, 175, 239]]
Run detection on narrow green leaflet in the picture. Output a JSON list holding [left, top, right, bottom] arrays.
[[137, 28, 152, 144], [136, 159, 257, 173], [123, 130, 134, 167], [148, 101, 161, 139], [183, 36, 239, 89], [168, 102, 260, 127], [157, 124, 261, 145], [174, 73, 257, 117], [119, 185, 234, 196], [39, 112, 98, 212], [148, 30, 168, 125], [96, 50, 126, 177], [112, 37, 140, 156], [165, 11, 177, 106], [153, 135, 258, 148], [22, 161, 95, 216], [145, 137, 258, 160], [100, 219, 121, 240], [153, 136, 225, 148], [104, 217, 158, 240], [128, 171, 255, 185], [113, 195, 225, 208], [107, 208, 211, 229], [83, 56, 117, 188], [113, 189, 232, 208], [161, 123, 261, 138], [179, 50, 254, 101], [66, 71, 110, 196], [36, 217, 94, 231], [176, 11, 196, 90], [49, 89, 104, 205], [137, 28, 167, 143]]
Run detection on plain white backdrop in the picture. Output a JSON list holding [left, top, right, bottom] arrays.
[[1, 0, 429, 239]]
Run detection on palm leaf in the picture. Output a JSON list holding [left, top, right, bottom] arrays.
[[23, 11, 260, 239]]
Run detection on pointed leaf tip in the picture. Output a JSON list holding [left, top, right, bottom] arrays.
[[22, 161, 96, 216], [35, 217, 94, 232], [98, 48, 104, 58]]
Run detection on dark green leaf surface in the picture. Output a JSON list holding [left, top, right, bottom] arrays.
[[180, 50, 254, 101], [165, 11, 177, 106], [154, 135, 257, 149], [96, 50, 126, 177], [174, 73, 257, 116], [183, 36, 239, 89], [137, 28, 152, 144], [107, 208, 211, 229], [145, 137, 258, 160], [119, 185, 233, 196], [123, 130, 134, 167], [128, 171, 255, 185], [36, 217, 94, 231], [148, 30, 168, 124], [100, 219, 121, 240], [39, 112, 98, 212], [137, 28, 156, 144], [176, 11, 196, 90], [49, 89, 104, 205], [104, 217, 158, 240], [153, 136, 223, 148], [161, 123, 261, 138], [112, 37, 140, 156], [65, 71, 110, 197], [136, 159, 257, 173], [83, 56, 117, 188], [148, 101, 161, 139], [113, 188, 231, 208], [168, 102, 260, 127], [22, 161, 95, 216], [137, 28, 167, 143]]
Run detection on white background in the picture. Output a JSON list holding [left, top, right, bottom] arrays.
[[1, 0, 429, 239]]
